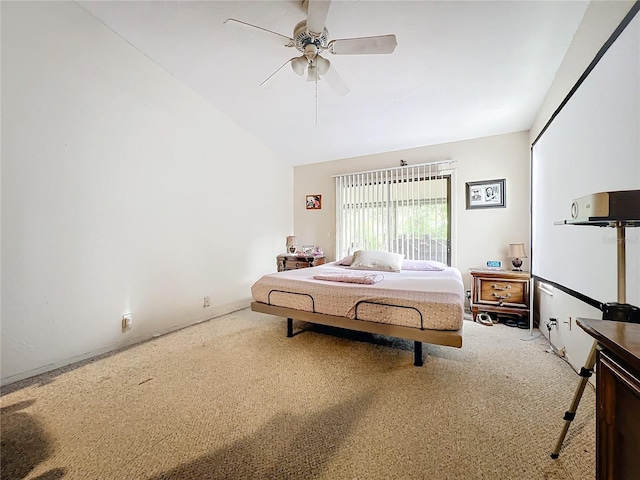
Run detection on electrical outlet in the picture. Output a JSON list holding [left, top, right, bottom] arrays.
[[203, 296, 211, 308], [564, 316, 572, 331], [122, 313, 132, 332], [546, 317, 557, 333]]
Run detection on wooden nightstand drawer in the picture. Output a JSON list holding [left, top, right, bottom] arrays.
[[478, 279, 525, 306], [286, 259, 313, 269], [277, 254, 326, 272]]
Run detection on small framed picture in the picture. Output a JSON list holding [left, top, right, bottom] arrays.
[[466, 179, 506, 209], [306, 194, 322, 210]]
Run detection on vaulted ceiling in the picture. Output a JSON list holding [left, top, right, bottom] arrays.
[[78, 0, 589, 165]]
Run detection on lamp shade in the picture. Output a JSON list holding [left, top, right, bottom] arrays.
[[508, 243, 527, 258], [307, 65, 320, 82], [316, 55, 330, 75], [291, 56, 307, 76]]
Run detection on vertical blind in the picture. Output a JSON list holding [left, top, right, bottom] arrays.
[[334, 161, 454, 264]]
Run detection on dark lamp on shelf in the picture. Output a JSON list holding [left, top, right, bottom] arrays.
[[508, 243, 527, 271], [286, 235, 297, 254]]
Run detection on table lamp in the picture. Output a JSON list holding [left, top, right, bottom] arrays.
[[508, 243, 527, 271], [286, 236, 297, 254]]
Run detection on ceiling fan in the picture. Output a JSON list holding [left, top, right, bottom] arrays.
[[224, 0, 397, 95]]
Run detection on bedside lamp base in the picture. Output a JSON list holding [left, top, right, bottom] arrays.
[[511, 258, 523, 271]]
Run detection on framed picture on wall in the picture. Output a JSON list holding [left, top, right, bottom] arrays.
[[306, 194, 322, 210], [466, 179, 506, 209]]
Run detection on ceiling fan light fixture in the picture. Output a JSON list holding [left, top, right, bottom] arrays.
[[303, 43, 318, 61], [291, 56, 307, 75], [316, 54, 330, 75], [307, 65, 320, 82]]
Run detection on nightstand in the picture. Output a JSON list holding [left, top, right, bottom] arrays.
[[469, 269, 530, 323], [277, 254, 326, 272]]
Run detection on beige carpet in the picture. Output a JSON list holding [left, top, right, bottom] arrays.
[[1, 308, 595, 480]]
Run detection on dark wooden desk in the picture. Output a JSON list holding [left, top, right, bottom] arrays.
[[577, 318, 640, 480]]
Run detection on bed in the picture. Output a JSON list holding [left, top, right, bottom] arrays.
[[250, 253, 465, 366]]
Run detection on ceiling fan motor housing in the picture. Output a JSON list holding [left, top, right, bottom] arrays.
[[293, 20, 329, 53]]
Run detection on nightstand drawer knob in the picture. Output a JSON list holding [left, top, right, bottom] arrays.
[[492, 292, 512, 300], [492, 283, 512, 291]]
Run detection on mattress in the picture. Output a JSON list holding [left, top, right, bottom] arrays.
[[251, 262, 465, 331]]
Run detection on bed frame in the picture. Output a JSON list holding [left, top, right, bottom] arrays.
[[251, 301, 463, 366]]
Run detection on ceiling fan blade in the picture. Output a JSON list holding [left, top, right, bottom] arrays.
[[321, 63, 350, 96], [328, 35, 397, 55], [224, 18, 294, 47], [306, 0, 331, 35], [260, 58, 300, 87]]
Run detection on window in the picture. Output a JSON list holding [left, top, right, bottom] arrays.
[[335, 162, 453, 264]]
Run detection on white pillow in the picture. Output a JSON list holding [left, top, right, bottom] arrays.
[[336, 255, 354, 266], [348, 250, 405, 272]]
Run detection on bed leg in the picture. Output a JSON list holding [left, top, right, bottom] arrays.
[[287, 318, 293, 338], [414, 341, 424, 367]]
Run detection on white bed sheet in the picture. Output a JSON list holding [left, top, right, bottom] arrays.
[[251, 262, 464, 331]]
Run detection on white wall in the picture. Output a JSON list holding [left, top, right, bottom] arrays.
[[529, 0, 637, 373], [1, 1, 292, 385], [530, 0, 637, 141], [534, 283, 603, 371], [293, 131, 531, 293]]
